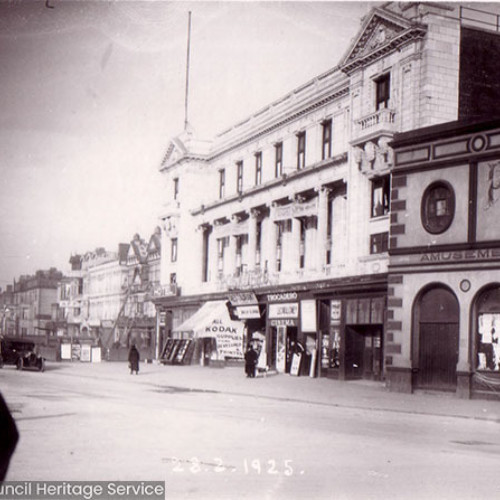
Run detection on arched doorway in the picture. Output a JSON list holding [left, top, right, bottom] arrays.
[[414, 286, 459, 390]]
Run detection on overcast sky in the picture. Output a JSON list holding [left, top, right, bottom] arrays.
[[0, 0, 374, 287]]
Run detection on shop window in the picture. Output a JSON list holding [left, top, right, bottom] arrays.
[[421, 181, 455, 234], [297, 131, 306, 170], [375, 73, 390, 110], [322, 119, 332, 160], [371, 176, 390, 217], [275, 142, 283, 178], [476, 287, 500, 372], [370, 232, 388, 254]]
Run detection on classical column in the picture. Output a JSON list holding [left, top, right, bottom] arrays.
[[315, 187, 330, 271], [290, 216, 301, 272], [228, 219, 238, 276], [248, 209, 259, 272], [268, 202, 278, 273]]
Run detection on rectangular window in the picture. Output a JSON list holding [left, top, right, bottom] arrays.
[[275, 142, 283, 177], [255, 152, 262, 185], [370, 232, 389, 254], [297, 131, 306, 169], [219, 169, 225, 199], [236, 161, 244, 194], [375, 73, 390, 110], [169, 273, 177, 284], [371, 175, 391, 217], [171, 238, 178, 262], [322, 119, 332, 160], [299, 220, 306, 269], [217, 237, 228, 273], [173, 178, 179, 201]]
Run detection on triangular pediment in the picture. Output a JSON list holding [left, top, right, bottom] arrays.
[[340, 7, 425, 73], [160, 137, 188, 168]]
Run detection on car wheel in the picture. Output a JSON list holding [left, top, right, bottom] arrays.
[[16, 358, 23, 370]]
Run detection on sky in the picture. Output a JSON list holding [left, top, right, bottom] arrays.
[[0, 0, 375, 287]]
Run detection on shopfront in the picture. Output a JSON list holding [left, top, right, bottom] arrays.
[[264, 292, 320, 377], [317, 294, 385, 381]]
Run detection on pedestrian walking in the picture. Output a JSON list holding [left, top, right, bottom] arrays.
[[128, 344, 140, 375], [244, 345, 258, 378]]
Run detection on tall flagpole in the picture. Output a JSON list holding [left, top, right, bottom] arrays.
[[184, 11, 192, 131]]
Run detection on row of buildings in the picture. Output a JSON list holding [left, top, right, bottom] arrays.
[[3, 2, 500, 398], [0, 231, 162, 361]]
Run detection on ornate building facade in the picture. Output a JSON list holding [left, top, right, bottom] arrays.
[[154, 3, 500, 386]]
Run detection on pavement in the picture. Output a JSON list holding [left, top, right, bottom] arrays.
[[36, 360, 500, 424]]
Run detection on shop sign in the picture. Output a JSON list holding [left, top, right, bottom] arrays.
[[300, 300, 317, 332], [393, 248, 500, 266], [271, 198, 318, 221], [268, 302, 299, 319], [330, 300, 341, 324], [228, 292, 258, 306], [270, 318, 298, 327], [236, 305, 261, 319], [267, 292, 298, 302], [101, 320, 114, 328], [159, 312, 167, 326]]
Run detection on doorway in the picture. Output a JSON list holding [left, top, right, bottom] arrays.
[[415, 286, 459, 390], [345, 325, 383, 379]]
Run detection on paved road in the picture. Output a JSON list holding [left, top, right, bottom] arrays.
[[1, 362, 500, 500]]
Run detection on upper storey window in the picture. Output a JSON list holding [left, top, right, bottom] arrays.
[[275, 142, 283, 178], [236, 161, 244, 194], [322, 119, 332, 160], [371, 175, 391, 218], [297, 131, 306, 170], [375, 73, 390, 110], [173, 178, 179, 201], [255, 152, 262, 186], [219, 169, 225, 199], [421, 181, 455, 234]]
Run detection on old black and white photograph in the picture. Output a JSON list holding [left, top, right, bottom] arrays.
[[1, 1, 500, 499]]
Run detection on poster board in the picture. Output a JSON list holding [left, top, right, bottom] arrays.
[[80, 344, 91, 362], [290, 352, 302, 376], [91, 347, 101, 363], [61, 343, 71, 360], [161, 339, 176, 361]]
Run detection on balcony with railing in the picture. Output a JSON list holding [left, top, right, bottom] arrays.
[[352, 108, 397, 146]]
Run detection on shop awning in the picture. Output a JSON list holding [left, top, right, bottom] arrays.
[[173, 301, 233, 338]]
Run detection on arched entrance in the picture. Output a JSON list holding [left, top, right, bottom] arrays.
[[414, 286, 459, 391]]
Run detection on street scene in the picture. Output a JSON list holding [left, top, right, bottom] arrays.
[[2, 361, 500, 499], [4, 1, 500, 499]]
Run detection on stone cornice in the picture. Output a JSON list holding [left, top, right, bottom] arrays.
[[190, 152, 348, 217]]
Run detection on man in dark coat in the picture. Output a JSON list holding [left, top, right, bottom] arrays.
[[128, 344, 140, 375], [244, 346, 258, 378], [0, 392, 18, 481]]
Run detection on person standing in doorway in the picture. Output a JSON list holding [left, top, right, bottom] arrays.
[[244, 345, 258, 378], [128, 344, 140, 375]]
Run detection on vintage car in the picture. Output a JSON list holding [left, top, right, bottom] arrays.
[[0, 337, 45, 372]]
